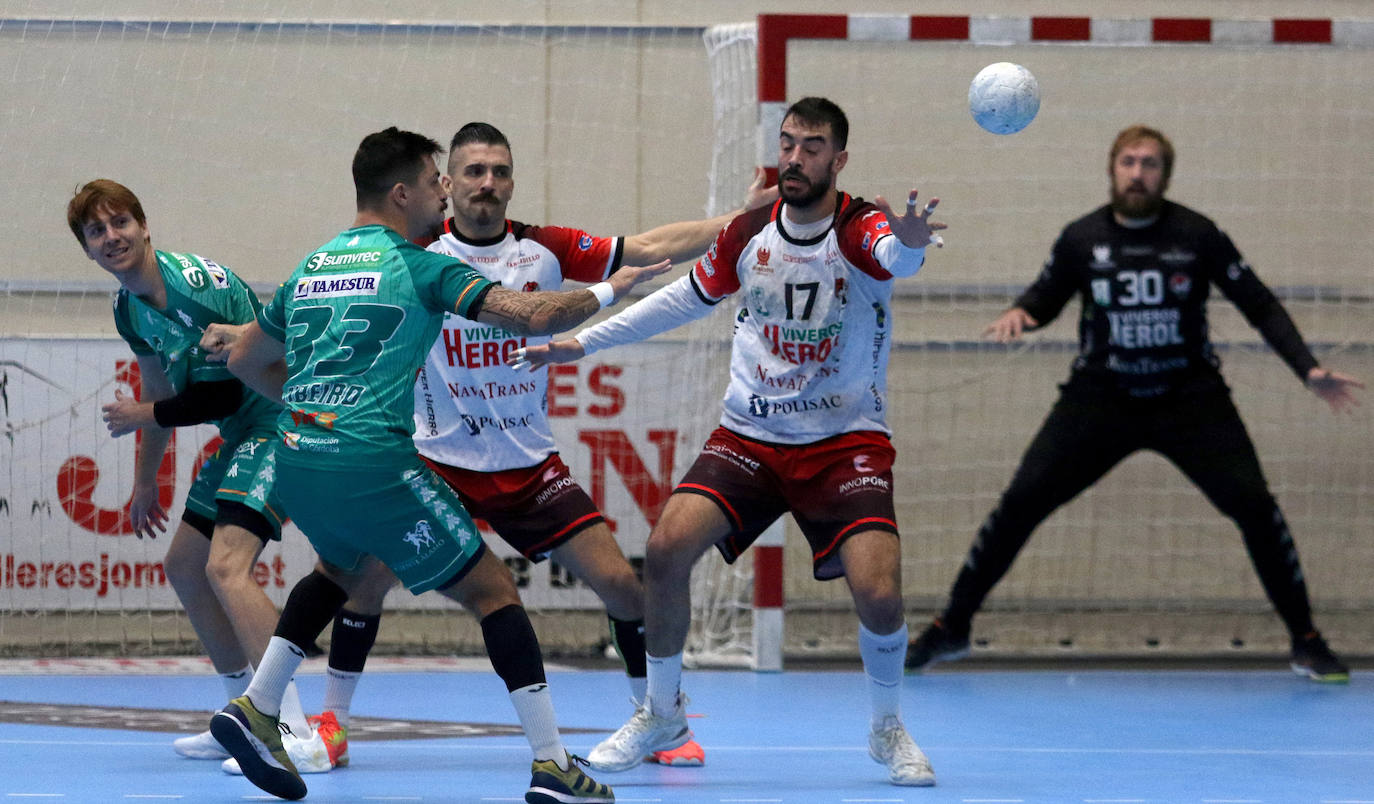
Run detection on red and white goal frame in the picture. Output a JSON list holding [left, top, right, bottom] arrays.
[[752, 13, 1372, 180], [693, 12, 1374, 671]]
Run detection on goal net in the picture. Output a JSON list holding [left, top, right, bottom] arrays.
[[2, 11, 1372, 667], [690, 14, 1374, 665], [0, 13, 732, 658]]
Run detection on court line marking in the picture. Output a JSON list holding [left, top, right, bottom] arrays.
[[2, 736, 1371, 759]]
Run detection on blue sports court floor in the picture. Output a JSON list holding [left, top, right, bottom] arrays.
[[0, 657, 1369, 803]]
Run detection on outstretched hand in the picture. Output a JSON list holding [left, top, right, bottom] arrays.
[[606, 259, 673, 302], [984, 307, 1039, 343], [873, 189, 947, 248], [508, 339, 586, 372], [1305, 367, 1364, 414]]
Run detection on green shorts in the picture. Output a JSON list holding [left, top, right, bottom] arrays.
[[184, 435, 286, 539], [275, 458, 485, 594]]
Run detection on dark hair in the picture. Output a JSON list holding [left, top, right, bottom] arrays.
[[1110, 125, 1175, 183], [352, 126, 443, 207], [67, 179, 146, 248], [783, 96, 849, 150], [450, 121, 510, 152]]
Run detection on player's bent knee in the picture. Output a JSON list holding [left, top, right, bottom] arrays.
[[592, 572, 644, 621], [643, 539, 695, 584]]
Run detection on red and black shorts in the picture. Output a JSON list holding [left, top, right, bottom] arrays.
[[676, 427, 898, 580], [421, 453, 604, 561]]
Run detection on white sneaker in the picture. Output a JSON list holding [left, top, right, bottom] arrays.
[[173, 729, 229, 760], [588, 697, 690, 772], [222, 728, 335, 775], [868, 716, 936, 786]]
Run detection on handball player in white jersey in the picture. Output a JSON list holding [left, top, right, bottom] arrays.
[[315, 121, 774, 768], [512, 97, 945, 787]]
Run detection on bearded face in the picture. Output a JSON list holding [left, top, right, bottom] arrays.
[[777, 115, 845, 213], [778, 163, 835, 208], [1109, 139, 1168, 220]]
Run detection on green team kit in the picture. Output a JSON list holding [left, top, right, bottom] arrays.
[[112, 250, 285, 532], [259, 225, 497, 591]]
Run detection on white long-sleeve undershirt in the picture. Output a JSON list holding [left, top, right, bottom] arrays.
[[574, 222, 924, 357], [575, 275, 710, 357]]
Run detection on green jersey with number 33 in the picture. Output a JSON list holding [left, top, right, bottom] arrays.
[[259, 225, 495, 469]]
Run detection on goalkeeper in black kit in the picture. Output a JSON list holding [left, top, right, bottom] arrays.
[[908, 125, 1363, 682]]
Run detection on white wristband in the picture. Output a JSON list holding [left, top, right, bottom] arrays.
[[589, 281, 616, 309]]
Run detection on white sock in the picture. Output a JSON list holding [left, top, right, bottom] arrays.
[[243, 636, 307, 718], [627, 675, 648, 705], [859, 621, 907, 730], [279, 680, 311, 736], [510, 682, 567, 769], [323, 667, 363, 728], [220, 664, 253, 699], [645, 652, 683, 717]]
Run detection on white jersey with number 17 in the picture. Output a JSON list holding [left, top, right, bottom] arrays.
[[695, 193, 916, 444]]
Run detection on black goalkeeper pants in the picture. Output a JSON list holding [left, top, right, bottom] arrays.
[[940, 378, 1315, 639]]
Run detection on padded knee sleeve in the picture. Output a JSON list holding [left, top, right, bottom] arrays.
[[276, 571, 349, 649], [480, 604, 546, 692]]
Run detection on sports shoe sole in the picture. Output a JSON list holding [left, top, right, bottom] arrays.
[[210, 709, 307, 800], [525, 786, 614, 804], [646, 740, 705, 766], [590, 727, 689, 773], [1290, 661, 1350, 684]]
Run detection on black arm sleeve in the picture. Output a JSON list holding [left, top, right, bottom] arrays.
[[1014, 233, 1078, 328], [1209, 231, 1318, 382], [152, 379, 245, 427]]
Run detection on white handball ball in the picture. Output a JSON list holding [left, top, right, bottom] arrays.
[[968, 62, 1040, 135]]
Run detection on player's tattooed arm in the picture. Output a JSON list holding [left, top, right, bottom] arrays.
[[477, 287, 601, 336], [474, 259, 671, 335]]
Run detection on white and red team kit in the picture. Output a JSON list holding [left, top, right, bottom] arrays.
[[576, 193, 926, 445], [414, 219, 622, 472]]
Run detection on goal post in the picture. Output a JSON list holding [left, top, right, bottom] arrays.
[[0, 16, 732, 659], [694, 12, 1374, 665], [2, 11, 1373, 668]]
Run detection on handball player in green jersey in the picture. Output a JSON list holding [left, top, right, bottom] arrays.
[[67, 180, 323, 765], [201, 127, 669, 803]]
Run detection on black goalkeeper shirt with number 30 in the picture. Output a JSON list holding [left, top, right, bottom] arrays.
[[1015, 200, 1318, 398]]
